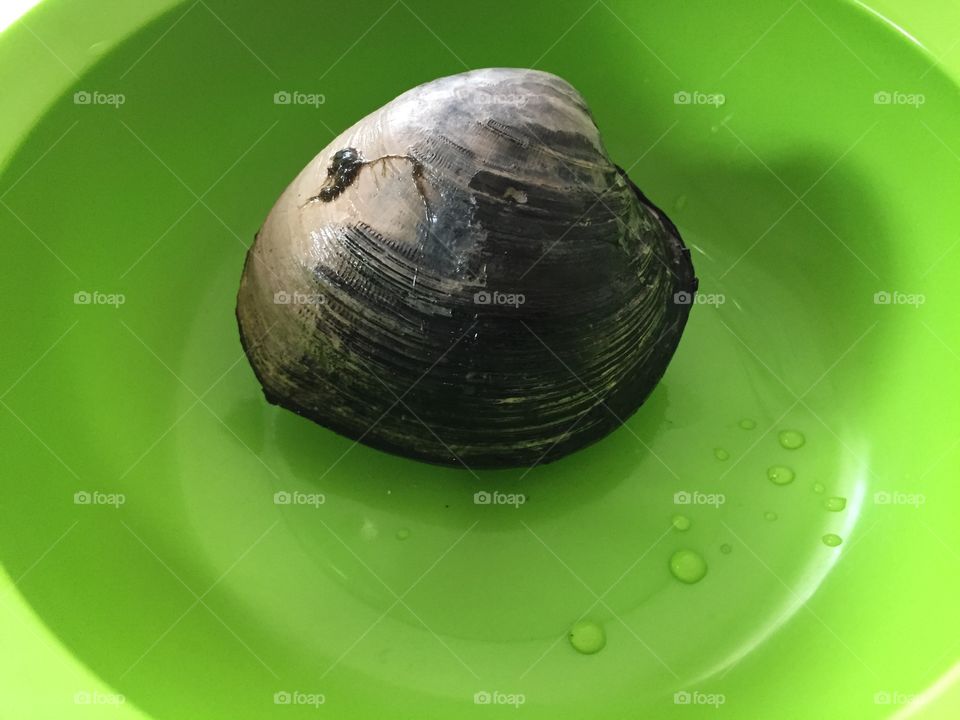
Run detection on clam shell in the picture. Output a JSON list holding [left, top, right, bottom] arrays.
[[237, 68, 697, 468]]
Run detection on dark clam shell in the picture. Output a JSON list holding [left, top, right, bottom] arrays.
[[237, 68, 697, 469]]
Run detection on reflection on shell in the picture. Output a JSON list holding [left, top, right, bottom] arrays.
[[237, 68, 697, 468]]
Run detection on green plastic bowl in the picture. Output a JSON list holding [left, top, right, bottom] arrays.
[[2, 1, 959, 717]]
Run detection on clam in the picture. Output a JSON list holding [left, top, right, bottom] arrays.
[[237, 68, 697, 469]]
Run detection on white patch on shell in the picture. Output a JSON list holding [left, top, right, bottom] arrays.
[[503, 187, 528, 204]]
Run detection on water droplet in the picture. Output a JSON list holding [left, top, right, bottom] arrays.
[[822, 533, 843, 547], [778, 430, 805, 449], [739, 418, 756, 430], [720, 543, 732, 554], [669, 549, 708, 584], [396, 528, 410, 540], [764, 511, 778, 521], [812, 482, 825, 494], [823, 497, 846, 512], [569, 620, 606, 654], [714, 447, 730, 461], [672, 514, 691, 531], [767, 465, 795, 486]]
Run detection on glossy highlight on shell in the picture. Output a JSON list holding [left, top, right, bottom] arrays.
[[237, 68, 697, 468]]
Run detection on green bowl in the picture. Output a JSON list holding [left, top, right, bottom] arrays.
[[2, 1, 959, 717]]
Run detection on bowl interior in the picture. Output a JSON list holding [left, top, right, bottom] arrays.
[[2, 0, 960, 718]]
